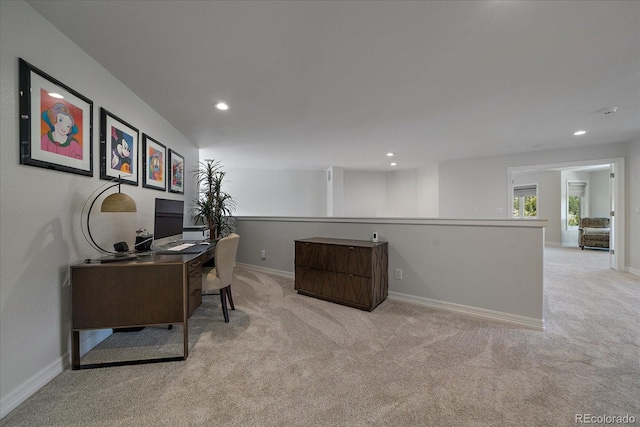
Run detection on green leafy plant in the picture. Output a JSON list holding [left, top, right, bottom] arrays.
[[568, 195, 581, 227], [192, 160, 236, 239]]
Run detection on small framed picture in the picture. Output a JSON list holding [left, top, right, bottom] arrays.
[[100, 108, 139, 186], [142, 134, 166, 191], [18, 58, 93, 176], [168, 149, 184, 194]]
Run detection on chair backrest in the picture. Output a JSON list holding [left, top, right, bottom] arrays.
[[214, 233, 240, 287], [579, 217, 610, 229]]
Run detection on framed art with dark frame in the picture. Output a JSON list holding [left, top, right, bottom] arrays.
[[168, 149, 185, 194], [100, 107, 139, 186], [142, 133, 166, 191], [18, 58, 93, 176]]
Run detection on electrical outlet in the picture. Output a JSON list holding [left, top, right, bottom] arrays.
[[260, 250, 266, 259], [395, 268, 402, 280]]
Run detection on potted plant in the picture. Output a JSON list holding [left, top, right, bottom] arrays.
[[193, 160, 236, 239]]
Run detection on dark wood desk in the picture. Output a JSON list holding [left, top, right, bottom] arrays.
[[70, 245, 215, 369]]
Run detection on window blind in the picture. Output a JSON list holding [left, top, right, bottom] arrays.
[[568, 181, 587, 197], [514, 185, 537, 198]]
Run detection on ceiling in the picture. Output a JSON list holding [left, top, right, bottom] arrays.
[[26, 1, 640, 171]]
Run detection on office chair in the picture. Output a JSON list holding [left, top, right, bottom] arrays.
[[202, 233, 240, 322]]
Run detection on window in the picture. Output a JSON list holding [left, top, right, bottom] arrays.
[[513, 184, 537, 218], [567, 181, 587, 228]]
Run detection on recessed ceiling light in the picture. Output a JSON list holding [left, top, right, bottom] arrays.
[[215, 102, 229, 111], [390, 162, 397, 166], [48, 92, 64, 99], [573, 130, 587, 136], [387, 152, 395, 157]]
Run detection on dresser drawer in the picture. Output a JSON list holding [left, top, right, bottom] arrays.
[[294, 266, 372, 310], [295, 241, 327, 269], [334, 244, 372, 277], [295, 241, 372, 277], [294, 238, 388, 311]]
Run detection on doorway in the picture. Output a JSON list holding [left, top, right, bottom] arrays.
[[508, 157, 625, 271]]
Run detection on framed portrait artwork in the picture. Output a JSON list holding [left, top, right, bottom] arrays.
[[168, 149, 185, 194], [142, 134, 166, 191], [100, 108, 139, 186], [18, 58, 93, 176]]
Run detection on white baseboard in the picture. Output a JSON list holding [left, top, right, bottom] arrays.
[[627, 267, 640, 277], [388, 291, 546, 331], [544, 241, 562, 247], [236, 262, 294, 279], [0, 355, 68, 419], [0, 329, 111, 420]]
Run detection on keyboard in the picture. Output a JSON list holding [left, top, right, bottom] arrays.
[[166, 243, 195, 252], [154, 243, 206, 255]]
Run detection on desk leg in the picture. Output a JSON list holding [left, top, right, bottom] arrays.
[[183, 319, 189, 360], [72, 331, 80, 370]]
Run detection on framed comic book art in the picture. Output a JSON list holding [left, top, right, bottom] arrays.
[[142, 134, 166, 191], [100, 108, 139, 186], [19, 58, 93, 176], [168, 149, 184, 194]]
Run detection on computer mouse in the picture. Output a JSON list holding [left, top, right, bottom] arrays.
[[199, 242, 209, 245]]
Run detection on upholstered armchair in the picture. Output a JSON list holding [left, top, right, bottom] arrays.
[[579, 217, 610, 250]]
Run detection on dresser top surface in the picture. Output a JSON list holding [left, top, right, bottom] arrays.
[[295, 237, 387, 247]]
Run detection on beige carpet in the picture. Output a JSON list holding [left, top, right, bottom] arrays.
[[1, 247, 638, 426]]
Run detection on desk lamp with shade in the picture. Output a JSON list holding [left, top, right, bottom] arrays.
[[81, 175, 137, 256]]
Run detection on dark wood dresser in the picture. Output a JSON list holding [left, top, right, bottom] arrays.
[[294, 237, 388, 311]]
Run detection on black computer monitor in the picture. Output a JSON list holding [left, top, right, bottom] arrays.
[[153, 198, 184, 246]]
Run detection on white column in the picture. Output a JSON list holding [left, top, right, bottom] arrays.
[[327, 167, 344, 217]]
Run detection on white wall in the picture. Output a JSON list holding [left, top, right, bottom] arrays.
[[417, 163, 439, 217], [223, 166, 440, 219], [0, 1, 198, 416], [627, 140, 640, 275], [439, 141, 639, 271], [344, 168, 435, 217], [224, 168, 326, 216], [589, 170, 610, 218], [327, 167, 344, 216], [385, 169, 418, 217], [343, 171, 387, 216], [439, 155, 508, 218]]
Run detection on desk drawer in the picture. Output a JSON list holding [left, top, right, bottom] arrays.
[[187, 263, 203, 317], [72, 264, 184, 329]]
